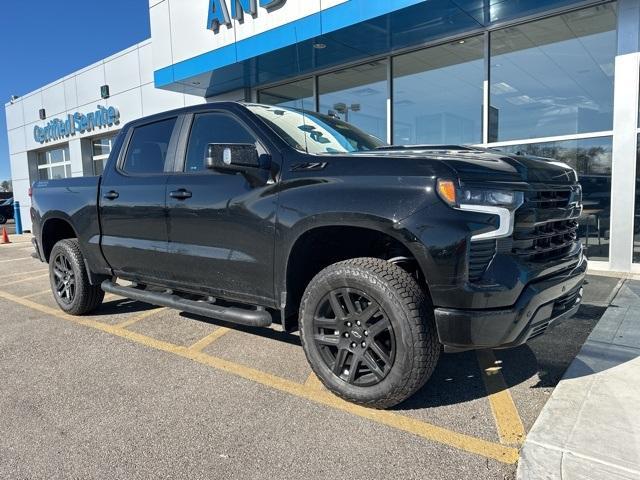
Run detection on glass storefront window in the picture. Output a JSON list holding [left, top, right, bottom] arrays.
[[92, 136, 115, 175], [36, 146, 71, 180], [497, 137, 612, 262], [393, 36, 484, 145], [259, 78, 315, 111], [489, 3, 617, 141], [318, 60, 388, 142]]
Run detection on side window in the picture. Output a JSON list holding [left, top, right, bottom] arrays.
[[122, 117, 177, 174], [185, 113, 257, 173]]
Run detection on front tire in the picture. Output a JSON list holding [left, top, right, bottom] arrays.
[[49, 239, 104, 315], [299, 257, 440, 409]]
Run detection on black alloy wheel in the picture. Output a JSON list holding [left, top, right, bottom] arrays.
[[313, 288, 395, 387], [48, 238, 104, 315], [52, 252, 76, 304], [299, 257, 440, 409]]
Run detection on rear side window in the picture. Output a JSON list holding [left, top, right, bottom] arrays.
[[185, 113, 257, 173], [122, 118, 177, 174]]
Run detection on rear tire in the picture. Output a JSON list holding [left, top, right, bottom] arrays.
[[299, 257, 440, 409], [49, 239, 104, 315]]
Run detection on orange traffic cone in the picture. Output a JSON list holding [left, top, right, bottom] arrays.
[[1, 227, 10, 244]]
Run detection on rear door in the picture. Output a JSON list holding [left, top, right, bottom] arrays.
[[164, 110, 278, 306], [99, 115, 181, 281]]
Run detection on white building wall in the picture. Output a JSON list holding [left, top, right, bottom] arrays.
[[4, 39, 207, 231]]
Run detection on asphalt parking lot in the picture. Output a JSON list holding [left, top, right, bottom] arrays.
[[0, 236, 620, 479]]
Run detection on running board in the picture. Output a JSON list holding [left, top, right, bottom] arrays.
[[101, 280, 272, 327]]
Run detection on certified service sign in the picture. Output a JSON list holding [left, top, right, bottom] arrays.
[[33, 105, 119, 144]]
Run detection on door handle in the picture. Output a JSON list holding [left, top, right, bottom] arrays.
[[169, 189, 193, 200], [103, 190, 119, 200]]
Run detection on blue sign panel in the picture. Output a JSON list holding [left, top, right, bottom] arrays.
[[33, 105, 120, 144]]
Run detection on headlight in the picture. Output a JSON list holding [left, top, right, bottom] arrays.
[[437, 179, 524, 241], [437, 180, 524, 209]]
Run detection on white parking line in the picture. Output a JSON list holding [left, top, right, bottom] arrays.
[[0, 257, 33, 263], [3, 273, 49, 286], [3, 268, 48, 279]]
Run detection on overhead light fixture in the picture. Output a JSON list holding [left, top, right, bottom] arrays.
[[313, 43, 327, 49], [458, 39, 466, 44], [101, 85, 110, 99], [39, 109, 46, 120], [192, 81, 201, 85]]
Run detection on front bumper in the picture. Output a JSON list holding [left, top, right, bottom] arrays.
[[434, 253, 586, 350]]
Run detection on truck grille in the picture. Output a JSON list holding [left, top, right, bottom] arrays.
[[525, 189, 572, 209], [468, 240, 496, 282], [511, 188, 580, 262]]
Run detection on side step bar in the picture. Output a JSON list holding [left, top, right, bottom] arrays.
[[101, 280, 272, 327]]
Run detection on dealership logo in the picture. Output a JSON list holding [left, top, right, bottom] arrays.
[[33, 105, 120, 144], [207, 0, 286, 32]]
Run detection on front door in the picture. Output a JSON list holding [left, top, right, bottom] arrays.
[[99, 116, 179, 281], [164, 111, 277, 306]]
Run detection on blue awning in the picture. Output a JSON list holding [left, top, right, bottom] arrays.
[[154, 0, 596, 97]]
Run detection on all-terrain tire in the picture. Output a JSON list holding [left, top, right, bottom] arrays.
[[49, 239, 104, 315], [299, 257, 440, 409]]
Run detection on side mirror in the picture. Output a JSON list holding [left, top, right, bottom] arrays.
[[205, 143, 261, 171]]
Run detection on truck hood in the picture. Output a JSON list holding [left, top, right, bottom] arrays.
[[347, 146, 578, 185]]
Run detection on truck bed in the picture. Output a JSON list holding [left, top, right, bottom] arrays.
[[31, 176, 106, 274]]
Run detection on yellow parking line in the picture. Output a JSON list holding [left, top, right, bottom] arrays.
[[477, 350, 526, 446], [3, 273, 49, 287], [0, 289, 519, 465], [22, 289, 119, 302], [304, 372, 325, 390], [187, 327, 231, 352], [115, 307, 167, 328], [21, 288, 53, 299]]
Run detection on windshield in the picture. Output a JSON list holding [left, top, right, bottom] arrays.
[[246, 104, 385, 154]]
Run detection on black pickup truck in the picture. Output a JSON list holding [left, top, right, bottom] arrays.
[[31, 102, 586, 408]]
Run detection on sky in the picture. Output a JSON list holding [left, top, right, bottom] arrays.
[[0, 0, 151, 184]]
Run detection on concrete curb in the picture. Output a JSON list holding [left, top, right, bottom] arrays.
[[517, 280, 640, 479]]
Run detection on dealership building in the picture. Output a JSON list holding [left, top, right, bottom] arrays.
[[4, 0, 640, 272]]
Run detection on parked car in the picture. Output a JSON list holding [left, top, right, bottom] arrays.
[[0, 197, 14, 224], [30, 102, 586, 408]]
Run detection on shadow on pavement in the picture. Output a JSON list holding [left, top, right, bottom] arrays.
[[507, 303, 606, 388], [85, 274, 613, 410], [399, 298, 606, 409], [178, 296, 607, 410], [394, 348, 537, 410]]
